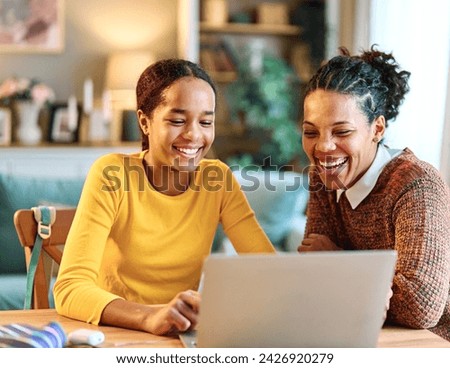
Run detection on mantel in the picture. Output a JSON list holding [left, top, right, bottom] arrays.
[[0, 144, 140, 179]]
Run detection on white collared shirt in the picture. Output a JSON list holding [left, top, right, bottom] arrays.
[[336, 145, 403, 209]]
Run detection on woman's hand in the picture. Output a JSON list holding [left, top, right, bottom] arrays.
[[298, 234, 341, 252], [147, 290, 201, 336]]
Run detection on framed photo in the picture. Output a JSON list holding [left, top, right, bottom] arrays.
[[0, 0, 64, 53], [0, 107, 12, 146], [49, 102, 81, 143]]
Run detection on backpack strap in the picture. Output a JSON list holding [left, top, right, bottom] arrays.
[[24, 206, 56, 309]]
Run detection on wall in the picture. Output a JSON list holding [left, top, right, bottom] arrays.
[[441, 63, 450, 185], [0, 0, 178, 102], [330, 0, 450, 174], [369, 0, 450, 171]]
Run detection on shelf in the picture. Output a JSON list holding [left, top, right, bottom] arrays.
[[0, 141, 140, 149], [200, 22, 301, 36], [208, 70, 237, 83], [196, 0, 307, 163], [0, 145, 140, 178]]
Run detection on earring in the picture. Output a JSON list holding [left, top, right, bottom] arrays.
[[372, 137, 379, 143]]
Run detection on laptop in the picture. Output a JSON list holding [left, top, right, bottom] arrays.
[[180, 250, 397, 348]]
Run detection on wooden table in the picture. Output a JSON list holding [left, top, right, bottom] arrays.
[[1, 309, 449, 348]]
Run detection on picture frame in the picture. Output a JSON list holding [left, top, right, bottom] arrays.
[[0, 0, 64, 53], [48, 102, 81, 143], [0, 107, 12, 146]]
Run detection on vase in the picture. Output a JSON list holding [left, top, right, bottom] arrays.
[[14, 100, 42, 145]]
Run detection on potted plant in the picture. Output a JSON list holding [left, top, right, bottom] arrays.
[[225, 45, 303, 170]]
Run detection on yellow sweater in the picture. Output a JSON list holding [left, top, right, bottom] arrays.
[[54, 152, 275, 324]]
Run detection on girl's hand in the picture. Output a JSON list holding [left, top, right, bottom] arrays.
[[147, 290, 201, 335], [298, 234, 341, 252]]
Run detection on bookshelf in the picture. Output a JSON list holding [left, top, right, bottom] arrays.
[[199, 20, 303, 83], [178, 0, 324, 166], [200, 22, 301, 36]]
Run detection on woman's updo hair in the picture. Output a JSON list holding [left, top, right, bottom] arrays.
[[136, 59, 216, 150], [305, 45, 411, 126]]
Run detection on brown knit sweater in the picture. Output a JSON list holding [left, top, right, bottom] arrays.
[[305, 148, 450, 341]]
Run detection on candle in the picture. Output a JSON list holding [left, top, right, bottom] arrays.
[[83, 78, 93, 114], [67, 95, 78, 130], [102, 89, 112, 123]]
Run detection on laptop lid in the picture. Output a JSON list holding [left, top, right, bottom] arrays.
[[191, 250, 396, 348]]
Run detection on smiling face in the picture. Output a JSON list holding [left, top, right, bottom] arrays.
[[138, 76, 215, 172], [302, 89, 385, 190]]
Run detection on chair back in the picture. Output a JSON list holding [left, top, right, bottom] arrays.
[[13, 208, 76, 309]]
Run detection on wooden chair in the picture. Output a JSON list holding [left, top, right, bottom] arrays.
[[13, 208, 76, 309]]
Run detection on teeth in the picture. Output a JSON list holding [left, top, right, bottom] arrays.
[[318, 157, 348, 169], [176, 147, 200, 155]]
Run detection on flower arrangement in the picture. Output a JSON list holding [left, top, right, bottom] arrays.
[[0, 77, 55, 106]]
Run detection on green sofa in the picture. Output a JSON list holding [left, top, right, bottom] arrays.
[[0, 174, 85, 309]]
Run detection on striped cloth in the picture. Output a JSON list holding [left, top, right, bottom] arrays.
[[0, 321, 66, 348]]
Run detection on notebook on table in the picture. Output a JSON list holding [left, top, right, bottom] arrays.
[[180, 250, 397, 348]]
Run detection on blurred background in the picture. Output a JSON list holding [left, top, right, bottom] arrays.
[[0, 0, 447, 182]]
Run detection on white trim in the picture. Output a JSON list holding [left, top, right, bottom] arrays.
[[325, 0, 341, 58], [177, 0, 199, 62], [353, 0, 371, 52], [440, 61, 450, 184]]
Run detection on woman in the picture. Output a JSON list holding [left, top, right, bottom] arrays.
[[54, 59, 275, 336], [298, 46, 450, 340]]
